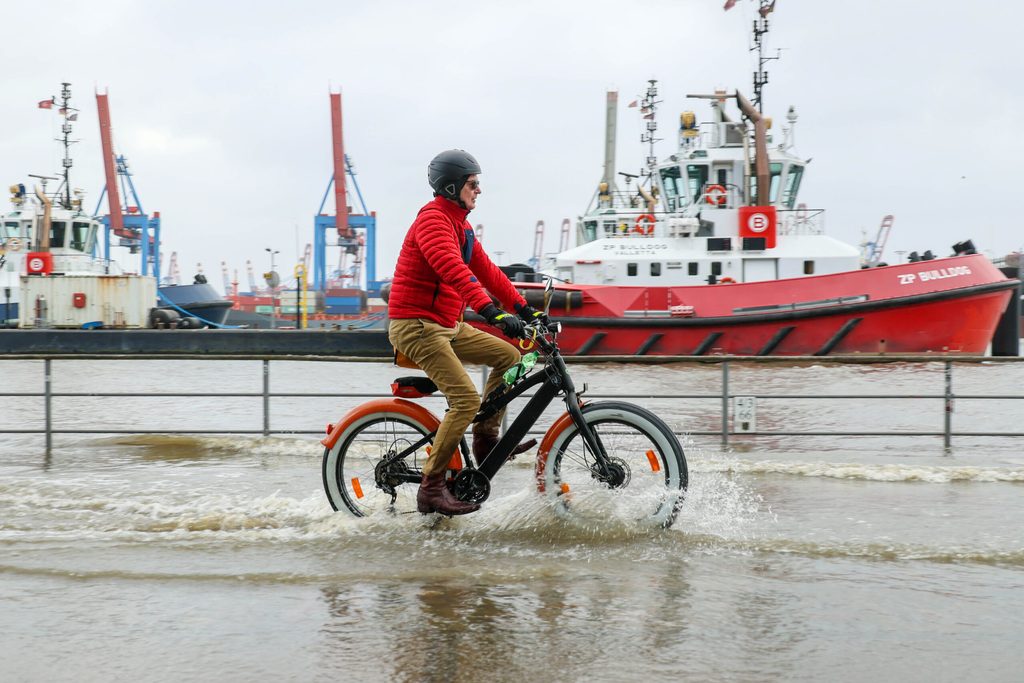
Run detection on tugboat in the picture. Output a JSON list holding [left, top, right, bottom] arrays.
[[0, 180, 155, 329], [1, 83, 156, 328], [1, 83, 232, 330], [504, 2, 1017, 356], [156, 274, 233, 327]]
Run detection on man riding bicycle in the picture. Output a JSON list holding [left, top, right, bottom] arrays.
[[387, 149, 548, 516]]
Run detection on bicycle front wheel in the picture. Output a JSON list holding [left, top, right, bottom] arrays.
[[539, 401, 687, 528], [322, 413, 432, 517]]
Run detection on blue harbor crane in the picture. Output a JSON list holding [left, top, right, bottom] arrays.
[[313, 91, 381, 297]]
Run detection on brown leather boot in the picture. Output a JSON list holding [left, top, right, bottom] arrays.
[[416, 473, 480, 516], [472, 432, 538, 467]]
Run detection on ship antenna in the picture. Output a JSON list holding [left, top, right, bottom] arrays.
[[639, 79, 661, 182], [55, 82, 79, 209], [751, 1, 781, 113]]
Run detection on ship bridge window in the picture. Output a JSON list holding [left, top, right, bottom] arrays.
[[50, 220, 67, 248], [71, 221, 92, 251], [659, 166, 686, 211], [627, 263, 638, 276], [583, 220, 598, 242], [2, 221, 18, 239], [781, 165, 804, 209], [687, 165, 709, 204], [748, 162, 784, 203]]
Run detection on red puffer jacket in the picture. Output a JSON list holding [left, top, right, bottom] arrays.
[[388, 196, 526, 327]]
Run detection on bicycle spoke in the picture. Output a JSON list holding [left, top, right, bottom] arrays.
[[544, 405, 687, 528], [323, 416, 428, 517]]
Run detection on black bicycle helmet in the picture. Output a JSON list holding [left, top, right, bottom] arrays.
[[428, 149, 481, 201]]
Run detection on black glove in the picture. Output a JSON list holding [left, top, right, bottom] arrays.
[[516, 304, 551, 327], [480, 303, 525, 339]]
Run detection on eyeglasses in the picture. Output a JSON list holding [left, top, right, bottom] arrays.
[[465, 180, 480, 190]]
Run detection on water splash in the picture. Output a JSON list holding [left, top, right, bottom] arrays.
[[697, 458, 1024, 483]]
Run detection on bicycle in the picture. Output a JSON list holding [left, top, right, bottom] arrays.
[[321, 282, 688, 528]]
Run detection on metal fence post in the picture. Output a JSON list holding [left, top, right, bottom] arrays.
[[44, 358, 52, 454], [263, 360, 270, 437], [721, 360, 729, 447], [944, 361, 953, 450]]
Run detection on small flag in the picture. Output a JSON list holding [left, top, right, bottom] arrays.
[[759, 0, 775, 17], [58, 107, 67, 115], [643, 113, 654, 120], [67, 113, 78, 121], [627, 100, 638, 108], [723, 0, 737, 10], [38, 99, 54, 109]]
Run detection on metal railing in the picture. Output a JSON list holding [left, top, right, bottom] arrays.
[[2, 354, 1023, 454]]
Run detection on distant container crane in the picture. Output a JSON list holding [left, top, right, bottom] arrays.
[[94, 89, 161, 281], [862, 215, 894, 267], [221, 261, 231, 296], [529, 221, 545, 270], [164, 251, 180, 286], [313, 90, 380, 296], [527, 219, 570, 271], [246, 260, 258, 293]]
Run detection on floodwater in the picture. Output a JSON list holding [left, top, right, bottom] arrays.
[[2, 358, 1023, 682]]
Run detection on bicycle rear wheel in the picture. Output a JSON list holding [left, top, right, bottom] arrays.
[[322, 414, 432, 517], [539, 401, 687, 528]]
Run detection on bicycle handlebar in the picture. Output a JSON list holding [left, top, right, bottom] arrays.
[[515, 319, 560, 354]]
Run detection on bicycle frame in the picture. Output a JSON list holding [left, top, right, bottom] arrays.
[[375, 328, 616, 486]]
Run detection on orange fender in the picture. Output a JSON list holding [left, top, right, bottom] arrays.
[[534, 406, 588, 493], [321, 398, 441, 450]]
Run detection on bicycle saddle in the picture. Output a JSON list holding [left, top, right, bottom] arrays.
[[390, 376, 439, 398]]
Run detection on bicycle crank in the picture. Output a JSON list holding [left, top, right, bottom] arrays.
[[451, 469, 491, 504]]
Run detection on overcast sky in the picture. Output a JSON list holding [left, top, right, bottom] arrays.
[[3, 0, 1020, 292]]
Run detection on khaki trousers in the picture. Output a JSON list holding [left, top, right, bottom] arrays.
[[388, 318, 521, 476]]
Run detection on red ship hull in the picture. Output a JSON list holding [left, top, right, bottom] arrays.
[[476, 254, 1019, 356]]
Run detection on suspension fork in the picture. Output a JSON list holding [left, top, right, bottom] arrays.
[[563, 389, 615, 478], [552, 353, 615, 478]]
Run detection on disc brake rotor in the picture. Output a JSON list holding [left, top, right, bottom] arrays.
[[594, 456, 631, 488]]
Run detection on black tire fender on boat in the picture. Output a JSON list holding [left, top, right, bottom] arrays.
[[149, 308, 180, 328], [518, 288, 583, 311]]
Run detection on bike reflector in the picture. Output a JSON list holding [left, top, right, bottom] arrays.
[[645, 449, 661, 472], [351, 477, 364, 499]]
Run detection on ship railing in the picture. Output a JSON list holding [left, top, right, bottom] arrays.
[[777, 207, 825, 236], [51, 252, 126, 275], [2, 355, 1023, 455], [590, 191, 654, 215]]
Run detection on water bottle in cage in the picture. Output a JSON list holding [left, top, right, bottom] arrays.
[[502, 351, 539, 385]]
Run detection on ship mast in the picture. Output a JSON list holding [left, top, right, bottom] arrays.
[[751, 1, 779, 113], [55, 82, 78, 209], [639, 79, 660, 182]]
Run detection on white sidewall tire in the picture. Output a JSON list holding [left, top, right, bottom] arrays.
[[541, 402, 685, 528], [322, 411, 431, 516]]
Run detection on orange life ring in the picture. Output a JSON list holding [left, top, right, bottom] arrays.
[[719, 276, 736, 284], [704, 184, 727, 206], [634, 214, 656, 235]]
